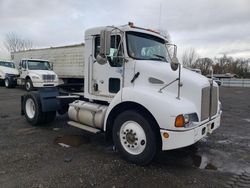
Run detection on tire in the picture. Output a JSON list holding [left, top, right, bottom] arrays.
[[4, 78, 11, 88], [23, 93, 56, 126], [25, 79, 34, 91], [4, 77, 15, 88], [113, 110, 158, 165]]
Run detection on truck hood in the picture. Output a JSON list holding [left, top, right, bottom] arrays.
[[134, 60, 214, 119], [28, 70, 56, 76], [0, 66, 19, 75], [134, 60, 210, 90]]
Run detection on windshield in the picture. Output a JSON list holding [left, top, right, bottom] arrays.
[[126, 31, 170, 62], [0, 61, 15, 68], [27, 60, 51, 70]]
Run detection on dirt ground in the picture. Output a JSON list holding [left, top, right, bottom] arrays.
[[0, 86, 250, 188]]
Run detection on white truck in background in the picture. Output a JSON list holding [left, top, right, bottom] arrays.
[[16, 59, 59, 91], [12, 44, 85, 89], [0, 61, 19, 88], [1, 59, 59, 91], [21, 23, 222, 165]]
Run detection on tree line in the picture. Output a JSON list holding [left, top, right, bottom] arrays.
[[3, 32, 34, 58], [182, 48, 250, 78]]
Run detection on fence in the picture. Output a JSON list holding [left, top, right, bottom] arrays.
[[221, 79, 250, 87]]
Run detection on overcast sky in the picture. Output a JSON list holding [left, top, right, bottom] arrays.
[[0, 0, 250, 60]]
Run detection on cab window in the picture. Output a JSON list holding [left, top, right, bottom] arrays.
[[94, 35, 123, 67]]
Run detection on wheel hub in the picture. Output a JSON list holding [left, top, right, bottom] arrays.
[[120, 121, 146, 155], [5, 79, 9, 87], [126, 131, 136, 144], [26, 82, 30, 90], [25, 98, 36, 119]]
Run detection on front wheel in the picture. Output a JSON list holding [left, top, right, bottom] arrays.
[[23, 93, 56, 126], [5, 78, 11, 88], [113, 110, 158, 165], [4, 77, 15, 88], [25, 79, 34, 91]]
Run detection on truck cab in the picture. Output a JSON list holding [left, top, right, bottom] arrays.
[[21, 23, 222, 165], [17, 59, 59, 91]]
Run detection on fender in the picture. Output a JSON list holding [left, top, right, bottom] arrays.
[[104, 86, 198, 131]]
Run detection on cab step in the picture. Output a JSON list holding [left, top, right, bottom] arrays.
[[68, 121, 101, 134]]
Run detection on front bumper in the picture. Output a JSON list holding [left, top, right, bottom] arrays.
[[33, 81, 59, 88], [160, 112, 221, 150]]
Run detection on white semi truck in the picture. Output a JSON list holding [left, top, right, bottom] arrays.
[[2, 58, 59, 91], [21, 23, 222, 165]]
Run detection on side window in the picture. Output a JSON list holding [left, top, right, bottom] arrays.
[[94, 35, 123, 67], [94, 37, 100, 58], [22, 61, 27, 69]]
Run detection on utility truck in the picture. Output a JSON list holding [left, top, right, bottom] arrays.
[[10, 58, 59, 91], [21, 23, 222, 165]]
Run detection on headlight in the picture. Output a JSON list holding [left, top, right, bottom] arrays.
[[175, 113, 199, 128], [32, 76, 40, 79]]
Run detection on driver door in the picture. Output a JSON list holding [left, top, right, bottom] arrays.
[[20, 60, 28, 79], [91, 35, 123, 97]]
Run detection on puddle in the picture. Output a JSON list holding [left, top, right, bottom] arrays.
[[54, 135, 90, 147], [53, 128, 60, 131], [217, 140, 231, 144], [243, 119, 250, 123], [157, 145, 246, 174], [191, 148, 248, 174], [192, 154, 217, 170]]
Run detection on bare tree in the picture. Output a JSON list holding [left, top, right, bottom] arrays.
[[193, 57, 213, 75], [4, 32, 33, 53], [182, 48, 199, 68]]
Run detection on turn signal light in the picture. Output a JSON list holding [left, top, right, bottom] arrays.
[[175, 115, 185, 127]]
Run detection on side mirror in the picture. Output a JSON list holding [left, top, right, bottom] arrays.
[[50, 62, 53, 70], [96, 30, 111, 65], [170, 45, 179, 71], [170, 56, 179, 71], [96, 54, 107, 65]]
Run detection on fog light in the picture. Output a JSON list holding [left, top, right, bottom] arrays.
[[163, 132, 169, 139]]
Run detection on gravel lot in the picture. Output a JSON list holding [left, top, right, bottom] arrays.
[[0, 86, 250, 188]]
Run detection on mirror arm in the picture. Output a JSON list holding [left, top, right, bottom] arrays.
[[177, 63, 181, 100], [159, 78, 179, 93]]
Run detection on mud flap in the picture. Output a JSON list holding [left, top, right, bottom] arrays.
[[21, 87, 60, 115], [38, 87, 60, 112]]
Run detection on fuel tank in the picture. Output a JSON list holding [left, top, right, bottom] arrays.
[[68, 100, 108, 129]]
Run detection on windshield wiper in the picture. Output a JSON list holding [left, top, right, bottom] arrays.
[[152, 54, 167, 62]]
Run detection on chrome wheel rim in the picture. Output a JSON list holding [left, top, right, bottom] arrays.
[[26, 82, 30, 90], [25, 98, 35, 119], [5, 79, 9, 87], [120, 121, 146, 155]]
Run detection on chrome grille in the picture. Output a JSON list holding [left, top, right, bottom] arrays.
[[201, 86, 218, 121], [42, 74, 55, 82]]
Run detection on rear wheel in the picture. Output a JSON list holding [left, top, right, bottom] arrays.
[[25, 79, 34, 91], [113, 110, 158, 165], [23, 93, 56, 126]]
